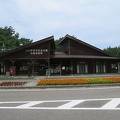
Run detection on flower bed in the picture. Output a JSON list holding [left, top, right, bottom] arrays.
[[0, 81, 27, 87], [37, 76, 120, 86], [38, 78, 88, 85]]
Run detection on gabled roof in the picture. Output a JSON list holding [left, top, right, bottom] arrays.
[[0, 36, 54, 57], [58, 34, 110, 56]]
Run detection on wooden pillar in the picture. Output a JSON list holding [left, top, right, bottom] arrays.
[[3, 63, 5, 74], [77, 63, 80, 74], [96, 63, 98, 73], [28, 61, 32, 77], [68, 39, 71, 55], [31, 60, 35, 76], [47, 59, 51, 76], [9, 60, 16, 76], [94, 62, 96, 73], [60, 61, 62, 76], [85, 64, 88, 73], [70, 60, 73, 75], [118, 63, 120, 73], [0, 62, 5, 75], [103, 63, 106, 73]]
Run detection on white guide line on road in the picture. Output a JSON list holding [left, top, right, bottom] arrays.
[[0, 98, 120, 110], [1, 86, 120, 92]]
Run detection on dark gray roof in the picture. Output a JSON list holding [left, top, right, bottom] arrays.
[[59, 34, 110, 57], [0, 35, 119, 61], [0, 36, 54, 58]]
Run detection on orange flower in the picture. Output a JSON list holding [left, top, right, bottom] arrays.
[[37, 76, 120, 86]]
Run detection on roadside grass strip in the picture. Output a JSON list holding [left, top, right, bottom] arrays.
[[0, 98, 120, 110], [37, 76, 120, 86]]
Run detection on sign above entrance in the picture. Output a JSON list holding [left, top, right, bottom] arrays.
[[26, 49, 48, 55]]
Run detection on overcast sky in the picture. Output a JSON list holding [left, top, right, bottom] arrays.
[[0, 0, 120, 49]]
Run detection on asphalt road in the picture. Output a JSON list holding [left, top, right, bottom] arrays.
[[0, 87, 120, 120]]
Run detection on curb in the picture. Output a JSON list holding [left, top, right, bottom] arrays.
[[37, 83, 120, 88], [0, 83, 120, 89]]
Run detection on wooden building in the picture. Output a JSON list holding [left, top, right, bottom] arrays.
[[0, 35, 120, 76]]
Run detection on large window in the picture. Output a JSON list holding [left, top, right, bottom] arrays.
[[77, 63, 88, 74], [96, 63, 105, 73]]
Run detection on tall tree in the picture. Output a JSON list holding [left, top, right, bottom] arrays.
[[0, 26, 32, 52], [104, 46, 120, 57]]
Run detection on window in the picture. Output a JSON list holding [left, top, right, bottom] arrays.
[[96, 63, 105, 73]]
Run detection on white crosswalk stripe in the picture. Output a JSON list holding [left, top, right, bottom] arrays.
[[57, 100, 85, 109], [0, 98, 120, 110], [16, 101, 44, 108], [101, 98, 120, 109]]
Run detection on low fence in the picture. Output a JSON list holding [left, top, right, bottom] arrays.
[[0, 76, 34, 80], [0, 81, 27, 87]]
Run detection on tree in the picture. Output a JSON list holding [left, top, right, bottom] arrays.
[[54, 37, 64, 51], [0, 26, 32, 52], [104, 46, 120, 57]]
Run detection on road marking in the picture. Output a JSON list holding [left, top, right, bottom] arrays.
[[16, 101, 43, 108], [1, 86, 120, 92], [101, 98, 120, 109], [0, 98, 119, 110], [57, 100, 85, 109], [0, 107, 120, 110], [0, 98, 112, 103]]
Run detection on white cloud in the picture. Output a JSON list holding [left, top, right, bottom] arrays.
[[0, 0, 120, 48]]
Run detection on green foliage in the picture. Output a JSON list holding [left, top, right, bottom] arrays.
[[104, 46, 120, 57], [54, 37, 64, 51], [88, 78, 112, 84], [0, 26, 32, 52], [54, 39, 61, 49]]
